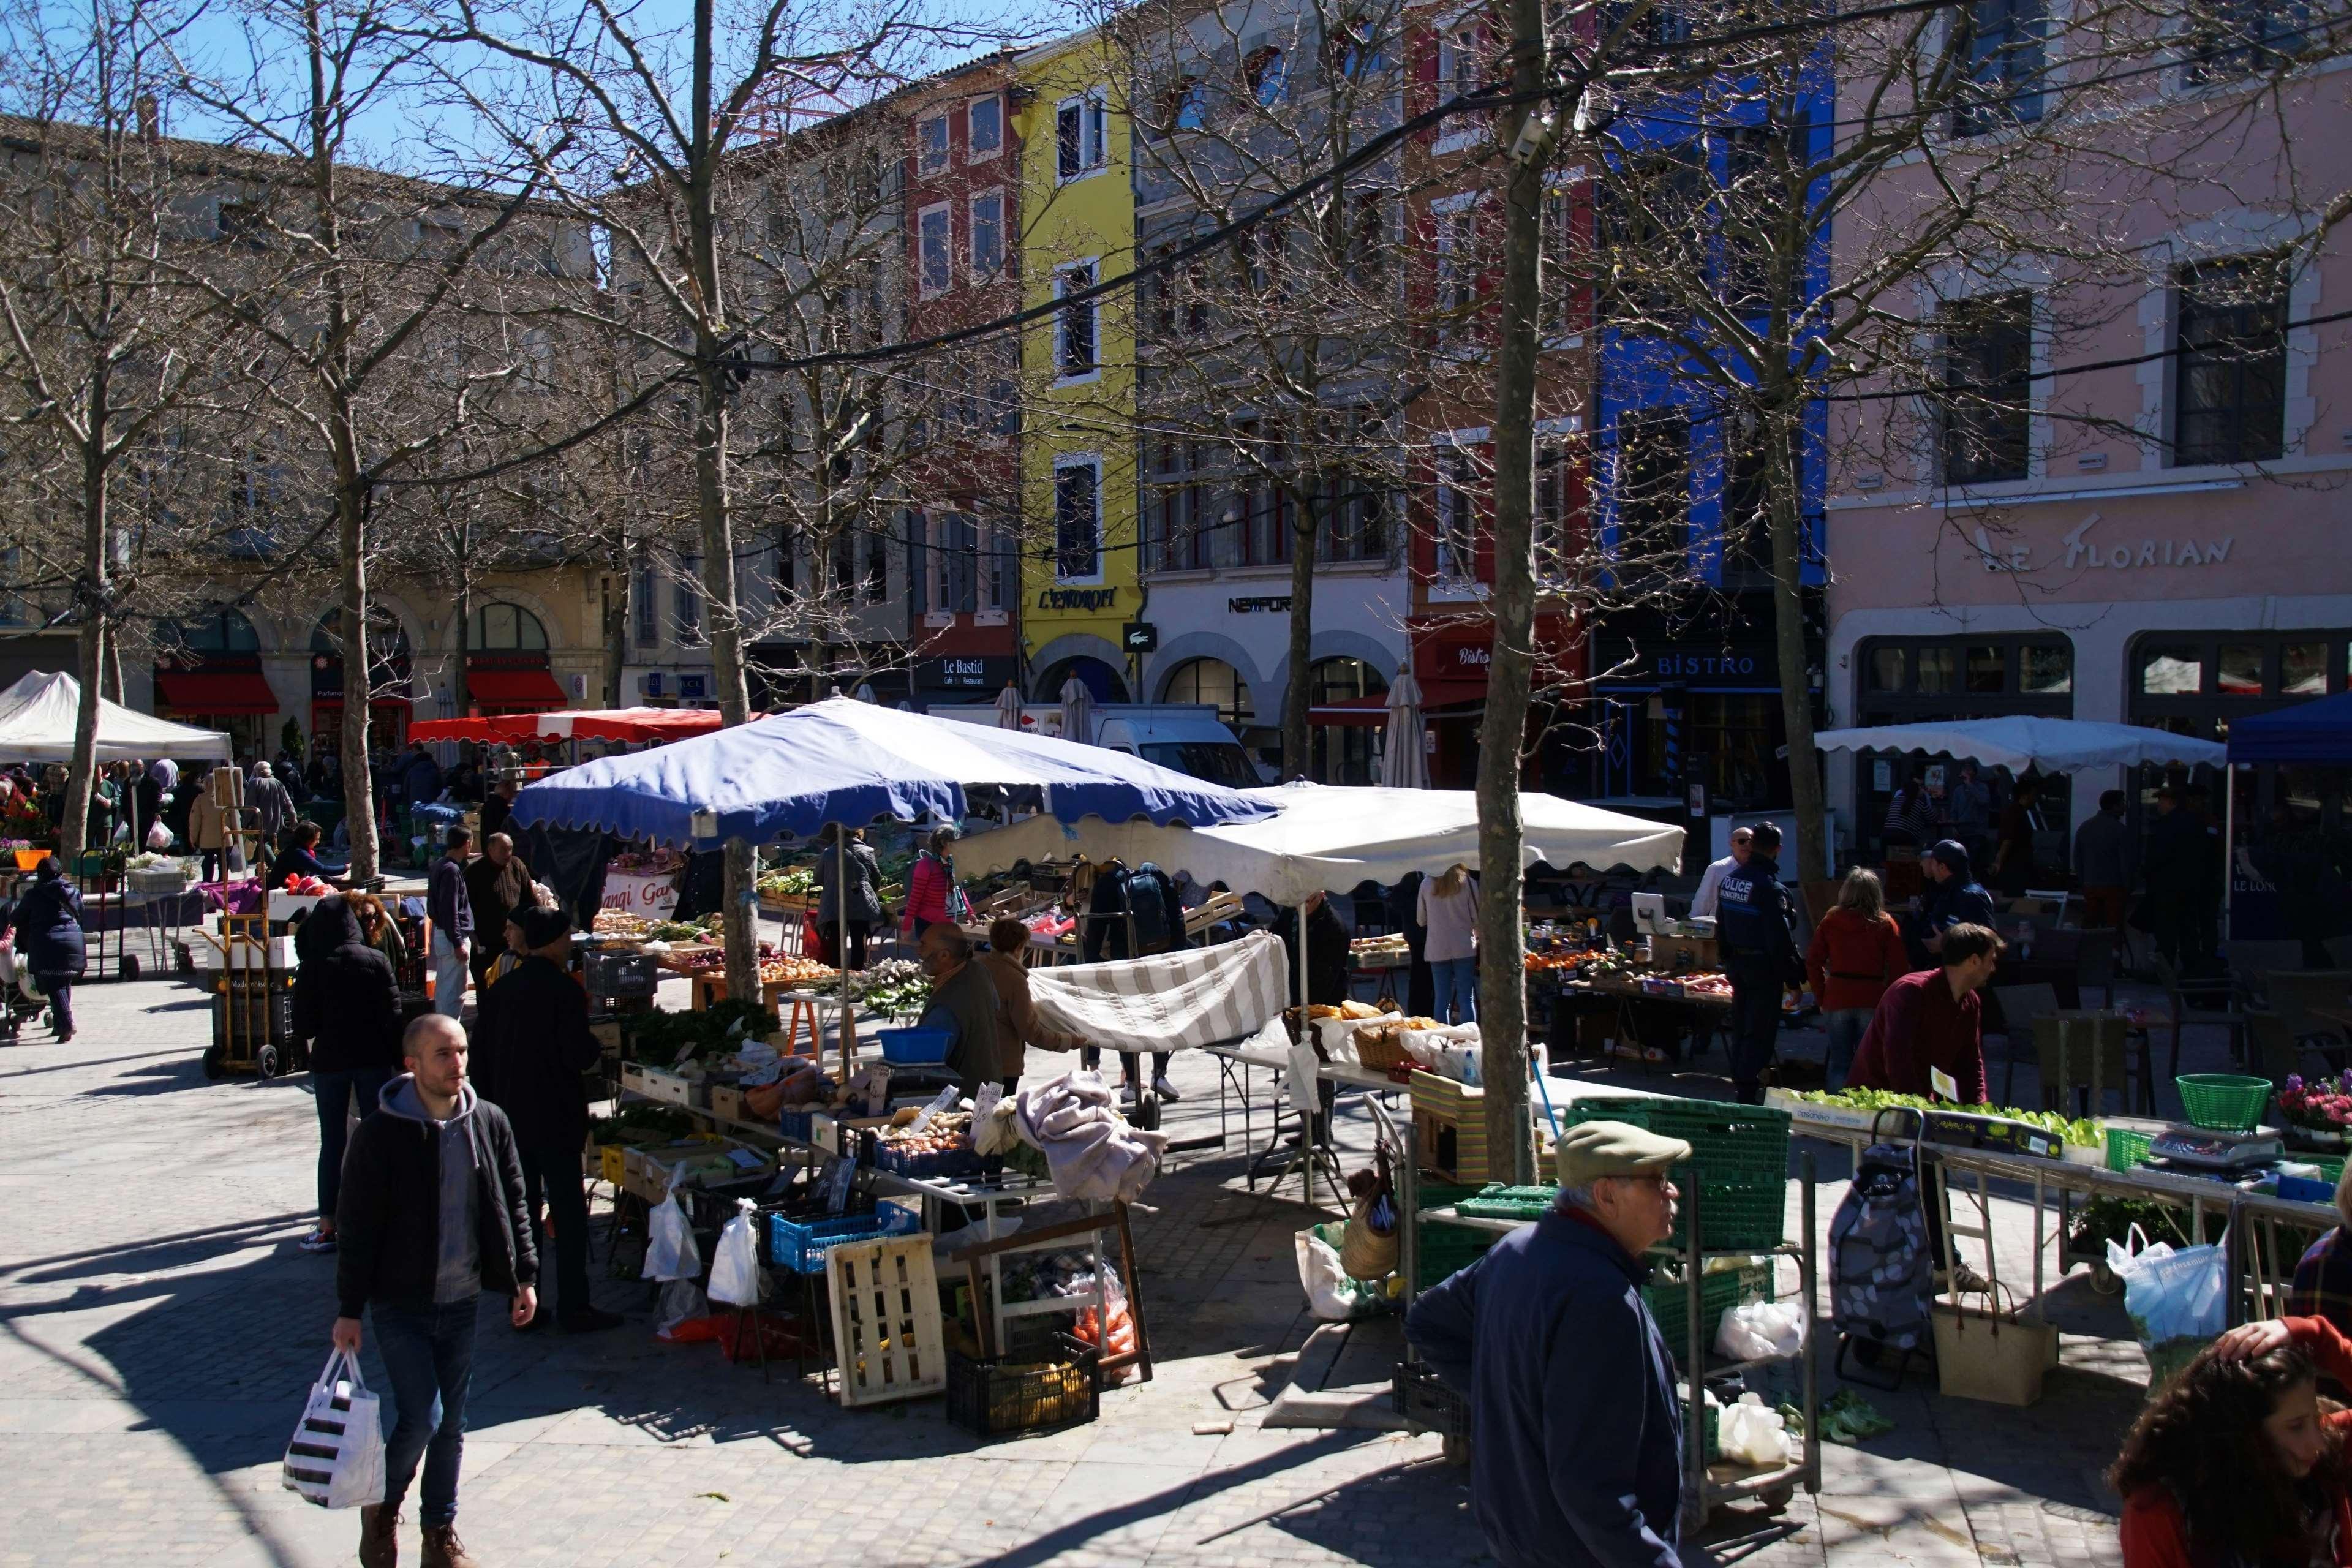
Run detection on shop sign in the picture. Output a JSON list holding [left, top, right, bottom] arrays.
[[925, 655, 1012, 690], [1597, 642, 1774, 685], [1037, 587, 1117, 612], [680, 674, 707, 700], [1973, 513, 2237, 575], [1123, 622, 1158, 653], [1229, 595, 1291, 613]]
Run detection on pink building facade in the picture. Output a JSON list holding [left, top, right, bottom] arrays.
[[1823, 20, 2352, 857]]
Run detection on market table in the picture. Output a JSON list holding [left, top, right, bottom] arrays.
[[1203, 1038, 1401, 1215]]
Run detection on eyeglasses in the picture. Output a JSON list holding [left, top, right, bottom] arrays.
[[1731, 835, 1753, 846]]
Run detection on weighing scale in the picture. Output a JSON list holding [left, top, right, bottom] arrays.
[[2147, 1125, 2286, 1172]]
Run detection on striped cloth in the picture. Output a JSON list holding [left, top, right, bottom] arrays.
[[1025, 929, 1287, 1054]]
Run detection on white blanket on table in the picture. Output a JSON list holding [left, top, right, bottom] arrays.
[[1025, 929, 1287, 1055], [1017, 1071, 1169, 1203]]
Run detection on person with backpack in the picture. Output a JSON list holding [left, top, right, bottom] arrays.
[[902, 826, 964, 938], [1080, 857, 1186, 1101]]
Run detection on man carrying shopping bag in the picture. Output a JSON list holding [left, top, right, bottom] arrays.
[[332, 1012, 537, 1568]]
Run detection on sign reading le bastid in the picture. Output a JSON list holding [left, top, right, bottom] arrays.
[[1973, 511, 2235, 575]]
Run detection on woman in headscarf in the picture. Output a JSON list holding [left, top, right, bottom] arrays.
[[11, 856, 84, 1041]]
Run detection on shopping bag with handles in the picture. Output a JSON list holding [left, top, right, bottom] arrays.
[[281, 1350, 385, 1509]]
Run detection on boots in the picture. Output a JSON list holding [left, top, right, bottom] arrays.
[[420, 1525, 478, 1568], [357, 1504, 399, 1568]]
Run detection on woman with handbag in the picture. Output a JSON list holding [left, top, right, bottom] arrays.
[[816, 824, 884, 970]]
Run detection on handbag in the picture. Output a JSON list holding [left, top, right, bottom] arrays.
[[281, 1351, 385, 1509], [1339, 1145, 1399, 1281]]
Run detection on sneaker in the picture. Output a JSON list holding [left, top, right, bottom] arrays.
[[1152, 1074, 1182, 1103], [298, 1229, 337, 1254], [1120, 1078, 1139, 1106], [562, 1306, 625, 1334]]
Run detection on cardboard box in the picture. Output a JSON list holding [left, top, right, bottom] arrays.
[[621, 1140, 748, 1203], [620, 1062, 702, 1107], [709, 1083, 748, 1124], [589, 1020, 624, 1052]]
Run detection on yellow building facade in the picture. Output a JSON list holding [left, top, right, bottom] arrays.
[[1012, 30, 1140, 702]]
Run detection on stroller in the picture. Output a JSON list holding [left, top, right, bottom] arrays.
[[0, 943, 53, 1042]]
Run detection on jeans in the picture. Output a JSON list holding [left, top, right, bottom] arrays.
[[371, 1297, 478, 1528], [517, 1144, 590, 1323], [1430, 957, 1478, 1025], [1823, 1009, 1872, 1091], [431, 932, 467, 1018], [314, 1067, 390, 1220], [36, 973, 73, 1035]]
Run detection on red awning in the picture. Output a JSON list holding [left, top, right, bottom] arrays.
[[410, 708, 736, 744], [466, 666, 568, 712], [154, 668, 279, 715], [1310, 696, 1393, 729]]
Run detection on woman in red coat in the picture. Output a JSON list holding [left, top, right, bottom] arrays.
[[2113, 1316, 2352, 1568], [1805, 868, 1910, 1088]]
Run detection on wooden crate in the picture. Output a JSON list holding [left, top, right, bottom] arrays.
[[620, 1062, 700, 1107], [1409, 1070, 1491, 1184], [827, 1234, 946, 1408], [709, 1083, 748, 1123]]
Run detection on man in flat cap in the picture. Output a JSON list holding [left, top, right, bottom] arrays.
[[469, 901, 621, 1334], [1404, 1120, 1692, 1568]]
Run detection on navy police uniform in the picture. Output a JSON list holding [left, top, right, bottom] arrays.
[[1712, 851, 1804, 1102]]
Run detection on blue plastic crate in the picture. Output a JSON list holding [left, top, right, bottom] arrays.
[[778, 1109, 815, 1142], [876, 1027, 952, 1065], [764, 1206, 921, 1275]]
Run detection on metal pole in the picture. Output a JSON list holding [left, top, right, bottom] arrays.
[[838, 827, 852, 1065], [2223, 760, 2237, 946], [1683, 1177, 1706, 1534], [1802, 1151, 1819, 1498]]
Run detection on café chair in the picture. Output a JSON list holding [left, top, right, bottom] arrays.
[[2071, 928, 2120, 1011], [1992, 982, 2062, 1106], [2152, 952, 2249, 1080]]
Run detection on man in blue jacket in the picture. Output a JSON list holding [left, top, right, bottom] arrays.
[[1907, 839, 1998, 970], [1404, 1120, 1693, 1568], [1715, 821, 1805, 1104]]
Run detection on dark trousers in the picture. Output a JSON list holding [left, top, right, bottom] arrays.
[[1725, 961, 1782, 1095], [36, 973, 73, 1035], [313, 1067, 390, 1219], [371, 1297, 478, 1528], [517, 1144, 591, 1323], [823, 920, 871, 970], [1080, 1047, 1169, 1084]]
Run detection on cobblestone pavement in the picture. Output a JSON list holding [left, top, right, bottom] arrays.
[[0, 970, 2182, 1568]]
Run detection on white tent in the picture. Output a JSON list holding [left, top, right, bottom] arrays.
[[1811, 716, 2225, 774], [960, 780, 1685, 905], [0, 672, 231, 763]]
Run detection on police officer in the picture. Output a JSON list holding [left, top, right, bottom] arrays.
[[1713, 821, 1804, 1104]]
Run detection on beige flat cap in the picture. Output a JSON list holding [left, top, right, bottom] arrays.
[[1553, 1120, 1692, 1188]]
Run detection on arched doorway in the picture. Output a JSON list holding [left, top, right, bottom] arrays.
[[311, 607, 413, 754], [464, 601, 565, 715], [1161, 656, 1273, 773], [153, 606, 277, 758], [1308, 656, 1387, 785], [1036, 656, 1128, 706]]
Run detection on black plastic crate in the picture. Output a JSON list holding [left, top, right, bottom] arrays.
[[585, 950, 660, 998], [1392, 1362, 1469, 1439], [947, 1332, 1101, 1439]]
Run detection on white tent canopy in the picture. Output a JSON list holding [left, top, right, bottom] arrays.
[[1811, 716, 2225, 774], [0, 672, 230, 763], [960, 781, 1685, 905]]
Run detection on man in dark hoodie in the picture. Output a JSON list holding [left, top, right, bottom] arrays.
[[292, 895, 402, 1254], [333, 1014, 535, 1568], [1909, 837, 1999, 970], [469, 903, 620, 1333], [1713, 821, 1805, 1103]]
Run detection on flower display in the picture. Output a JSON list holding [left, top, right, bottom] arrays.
[[2277, 1073, 2352, 1130]]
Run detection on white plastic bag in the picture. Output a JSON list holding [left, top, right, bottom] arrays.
[[281, 1351, 385, 1510], [1717, 1393, 1791, 1468], [644, 1166, 701, 1282], [1715, 1300, 1805, 1362], [2114, 1229, 2228, 1346], [654, 1278, 707, 1339], [707, 1197, 766, 1307], [145, 818, 172, 851]]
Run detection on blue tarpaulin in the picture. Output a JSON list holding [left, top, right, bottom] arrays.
[[507, 696, 1276, 848], [2228, 691, 2352, 766]]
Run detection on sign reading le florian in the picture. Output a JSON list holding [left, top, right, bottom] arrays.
[[1973, 512, 2237, 575]]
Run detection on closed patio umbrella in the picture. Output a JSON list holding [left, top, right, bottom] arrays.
[[1382, 669, 1428, 788], [1060, 675, 1096, 747], [994, 682, 1024, 730]]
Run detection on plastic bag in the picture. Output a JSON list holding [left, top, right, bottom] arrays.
[[1718, 1393, 1792, 1467], [707, 1197, 766, 1307], [654, 1279, 713, 1341], [281, 1351, 385, 1510], [644, 1167, 701, 1282], [1296, 1224, 1396, 1321], [2109, 1224, 2227, 1347], [1716, 1300, 1806, 1362], [145, 819, 172, 851]]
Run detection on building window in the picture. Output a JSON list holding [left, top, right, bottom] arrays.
[[1232, 424, 1290, 567], [1540, 183, 1575, 336], [1939, 290, 2034, 484], [865, 527, 890, 604], [1953, 0, 2048, 136], [1055, 261, 1098, 379], [1054, 459, 1101, 580], [2184, 0, 2320, 85], [978, 519, 1010, 611], [1721, 121, 1803, 315], [1534, 440, 1574, 584], [1308, 657, 1388, 786], [1722, 415, 1796, 586], [1327, 415, 1393, 567], [1057, 89, 1109, 180], [1597, 145, 1707, 323], [1435, 448, 1478, 582], [2130, 630, 2352, 742], [1163, 658, 1254, 730], [2175, 257, 2288, 466], [918, 203, 952, 297], [970, 189, 1003, 278], [917, 111, 950, 175], [1434, 207, 1476, 345], [1348, 194, 1389, 289], [633, 565, 658, 647], [1329, 14, 1382, 78], [967, 94, 1002, 160], [1438, 20, 1482, 100], [472, 601, 548, 651], [1612, 412, 1690, 567], [1148, 439, 1204, 571], [1244, 45, 1287, 105], [676, 556, 703, 644]]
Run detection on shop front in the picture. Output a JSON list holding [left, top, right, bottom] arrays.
[[1403, 612, 1580, 790], [913, 654, 1020, 710], [1581, 634, 1796, 816], [309, 611, 414, 755], [462, 651, 568, 715]]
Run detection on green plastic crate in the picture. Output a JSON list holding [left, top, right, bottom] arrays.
[[1645, 1262, 1774, 1360], [2105, 1126, 2154, 1173], [1459, 1183, 1561, 1222], [1415, 1217, 1494, 1290], [1564, 1095, 1792, 1251]]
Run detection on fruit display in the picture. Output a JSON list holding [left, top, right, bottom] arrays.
[[655, 947, 725, 973], [1677, 971, 1733, 998], [594, 910, 650, 937], [873, 1109, 982, 1176], [760, 954, 838, 987], [1789, 1088, 2102, 1148]]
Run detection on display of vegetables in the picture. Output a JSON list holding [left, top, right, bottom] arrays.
[[643, 914, 723, 943], [758, 867, 817, 899], [760, 954, 837, 986], [1789, 1088, 2103, 1148], [854, 957, 933, 1017], [629, 999, 780, 1066], [879, 1109, 973, 1156]]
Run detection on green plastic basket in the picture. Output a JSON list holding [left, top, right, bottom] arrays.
[[1645, 1262, 1774, 1362], [2176, 1074, 2272, 1133], [1415, 1217, 1494, 1290], [1564, 1095, 1792, 1251], [2105, 1126, 2154, 1173], [1460, 1183, 1561, 1222]]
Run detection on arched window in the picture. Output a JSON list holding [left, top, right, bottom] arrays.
[[166, 606, 260, 656], [1036, 657, 1128, 706], [1161, 657, 1253, 729], [1307, 656, 1387, 786], [472, 601, 549, 652], [312, 606, 410, 665]]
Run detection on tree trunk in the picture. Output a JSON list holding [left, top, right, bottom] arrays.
[[336, 480, 380, 884], [1283, 480, 1317, 780], [601, 568, 627, 708], [61, 432, 110, 858], [452, 572, 472, 715], [1476, 0, 1547, 1187], [1762, 393, 1823, 886]]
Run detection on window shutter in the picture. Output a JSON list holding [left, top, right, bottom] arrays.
[[952, 513, 980, 613]]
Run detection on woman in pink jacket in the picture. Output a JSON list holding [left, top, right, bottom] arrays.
[[902, 827, 962, 937]]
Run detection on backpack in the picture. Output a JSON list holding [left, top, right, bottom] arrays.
[[1121, 864, 1175, 955], [1828, 1116, 1935, 1355]]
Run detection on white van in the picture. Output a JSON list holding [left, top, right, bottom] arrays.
[[929, 702, 1264, 789]]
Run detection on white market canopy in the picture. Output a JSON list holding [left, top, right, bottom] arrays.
[[1811, 716, 2225, 774], [960, 780, 1686, 905], [0, 671, 230, 763]]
